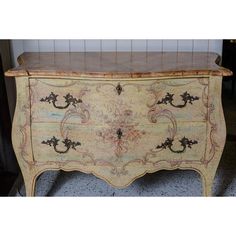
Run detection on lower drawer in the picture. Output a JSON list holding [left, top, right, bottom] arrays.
[[31, 121, 207, 166]]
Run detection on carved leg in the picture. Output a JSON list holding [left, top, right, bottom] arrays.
[[22, 172, 37, 197], [200, 170, 216, 197]]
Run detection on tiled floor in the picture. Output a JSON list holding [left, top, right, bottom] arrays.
[[11, 83, 236, 196]]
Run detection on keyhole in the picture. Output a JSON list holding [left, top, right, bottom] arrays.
[[116, 83, 123, 95], [116, 128, 123, 139]]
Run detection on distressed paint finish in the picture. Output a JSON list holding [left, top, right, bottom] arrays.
[[5, 52, 232, 78], [12, 77, 38, 196], [6, 52, 230, 196], [30, 78, 208, 124]]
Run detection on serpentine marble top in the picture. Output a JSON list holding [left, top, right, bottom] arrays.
[[5, 52, 232, 78]]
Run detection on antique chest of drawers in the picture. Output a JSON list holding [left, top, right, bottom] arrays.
[[5, 52, 232, 196]]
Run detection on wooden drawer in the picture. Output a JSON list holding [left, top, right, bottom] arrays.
[[31, 121, 207, 164], [30, 78, 208, 126]]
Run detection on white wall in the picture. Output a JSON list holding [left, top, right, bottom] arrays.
[[11, 40, 223, 66]]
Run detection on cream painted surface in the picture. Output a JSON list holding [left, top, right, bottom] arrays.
[[32, 122, 206, 163], [30, 77, 208, 125], [12, 74, 226, 196], [31, 122, 206, 187]]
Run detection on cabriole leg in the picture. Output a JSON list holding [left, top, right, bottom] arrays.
[[22, 172, 37, 197], [200, 171, 216, 197]]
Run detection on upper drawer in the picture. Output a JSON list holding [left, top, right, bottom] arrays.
[[29, 77, 209, 125]]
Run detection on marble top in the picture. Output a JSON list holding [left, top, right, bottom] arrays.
[[5, 52, 232, 78]]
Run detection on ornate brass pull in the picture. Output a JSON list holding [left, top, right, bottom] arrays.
[[116, 128, 123, 139], [116, 83, 123, 95], [157, 92, 199, 108], [42, 136, 81, 154], [156, 137, 198, 153], [40, 92, 82, 109]]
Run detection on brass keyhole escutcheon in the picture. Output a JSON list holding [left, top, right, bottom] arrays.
[[116, 83, 123, 95], [116, 128, 123, 139]]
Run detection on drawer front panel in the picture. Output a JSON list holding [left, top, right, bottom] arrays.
[[30, 78, 209, 126], [32, 121, 206, 165]]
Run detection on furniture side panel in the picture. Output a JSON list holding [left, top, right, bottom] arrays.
[[12, 77, 34, 167], [204, 76, 226, 166]]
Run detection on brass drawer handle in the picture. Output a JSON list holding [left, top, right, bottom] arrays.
[[116, 128, 123, 139], [156, 137, 198, 153], [40, 92, 82, 109], [42, 136, 81, 154], [157, 92, 199, 108]]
